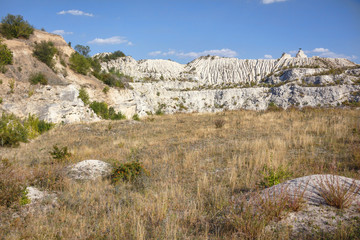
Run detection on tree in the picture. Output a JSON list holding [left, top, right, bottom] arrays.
[[74, 44, 90, 57], [0, 14, 34, 39]]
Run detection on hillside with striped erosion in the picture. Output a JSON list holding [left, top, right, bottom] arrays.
[[0, 29, 360, 123]]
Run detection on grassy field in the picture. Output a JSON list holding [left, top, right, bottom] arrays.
[[1, 108, 360, 239]]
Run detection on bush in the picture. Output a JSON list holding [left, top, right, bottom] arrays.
[[78, 87, 90, 105], [90, 101, 109, 119], [32, 41, 57, 69], [95, 50, 126, 62], [74, 44, 90, 57], [49, 144, 71, 162], [0, 113, 28, 147], [0, 14, 34, 39], [132, 114, 140, 121], [69, 52, 91, 75], [0, 113, 53, 147], [0, 40, 13, 66], [94, 71, 126, 88], [110, 161, 148, 183], [29, 72, 47, 85], [89, 101, 126, 120], [258, 164, 292, 188]]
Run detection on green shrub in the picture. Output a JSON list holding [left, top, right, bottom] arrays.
[[49, 144, 71, 162], [110, 161, 148, 183], [103, 86, 110, 94], [0, 113, 53, 147], [0, 14, 34, 39], [29, 72, 47, 85], [78, 87, 90, 105], [94, 71, 125, 88], [0, 40, 13, 66], [32, 41, 57, 69], [0, 113, 28, 147], [258, 164, 292, 188], [0, 97, 2, 104], [24, 114, 53, 138], [95, 50, 126, 62], [90, 101, 109, 119], [132, 114, 140, 121], [19, 188, 31, 205], [69, 52, 91, 75], [267, 102, 282, 112], [89, 101, 126, 120]]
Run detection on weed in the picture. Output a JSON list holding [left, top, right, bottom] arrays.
[[9, 78, 15, 93], [49, 145, 71, 162], [315, 175, 360, 209], [214, 119, 225, 128]]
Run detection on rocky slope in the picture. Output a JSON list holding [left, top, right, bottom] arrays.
[[1, 30, 359, 123]]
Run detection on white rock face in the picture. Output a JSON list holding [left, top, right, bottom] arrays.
[[1, 84, 100, 123], [67, 160, 112, 180], [296, 49, 308, 58]]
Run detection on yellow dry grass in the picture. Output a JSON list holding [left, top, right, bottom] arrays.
[[1, 108, 360, 239]]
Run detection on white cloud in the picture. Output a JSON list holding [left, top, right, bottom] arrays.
[[262, 0, 287, 4], [264, 54, 273, 59], [57, 10, 94, 17], [148, 48, 237, 59], [52, 30, 73, 36], [88, 36, 133, 45]]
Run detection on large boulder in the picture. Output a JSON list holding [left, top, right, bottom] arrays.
[[67, 160, 112, 180]]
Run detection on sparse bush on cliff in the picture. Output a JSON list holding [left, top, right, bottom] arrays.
[[69, 52, 91, 75], [95, 50, 126, 62], [0, 40, 13, 66], [89, 101, 126, 120], [29, 72, 47, 85], [32, 41, 58, 69], [0, 14, 34, 39], [78, 87, 90, 105]]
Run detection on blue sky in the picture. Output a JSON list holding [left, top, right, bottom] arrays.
[[1, 0, 360, 63]]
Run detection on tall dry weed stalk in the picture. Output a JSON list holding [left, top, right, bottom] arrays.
[[316, 175, 360, 209]]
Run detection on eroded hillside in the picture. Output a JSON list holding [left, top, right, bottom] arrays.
[[1, 30, 360, 123]]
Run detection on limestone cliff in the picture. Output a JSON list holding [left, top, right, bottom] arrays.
[[0, 30, 359, 123]]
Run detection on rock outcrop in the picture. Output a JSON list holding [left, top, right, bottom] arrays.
[[67, 160, 112, 180], [1, 29, 359, 123]]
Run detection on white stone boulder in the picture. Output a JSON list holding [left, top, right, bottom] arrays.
[[67, 160, 112, 180]]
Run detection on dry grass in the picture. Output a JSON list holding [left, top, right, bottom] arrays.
[[316, 175, 360, 209], [0, 108, 360, 239]]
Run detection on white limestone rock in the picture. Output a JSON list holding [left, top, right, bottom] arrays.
[[296, 49, 308, 58], [67, 160, 112, 180]]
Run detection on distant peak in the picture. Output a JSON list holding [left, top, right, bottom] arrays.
[[296, 49, 307, 58]]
